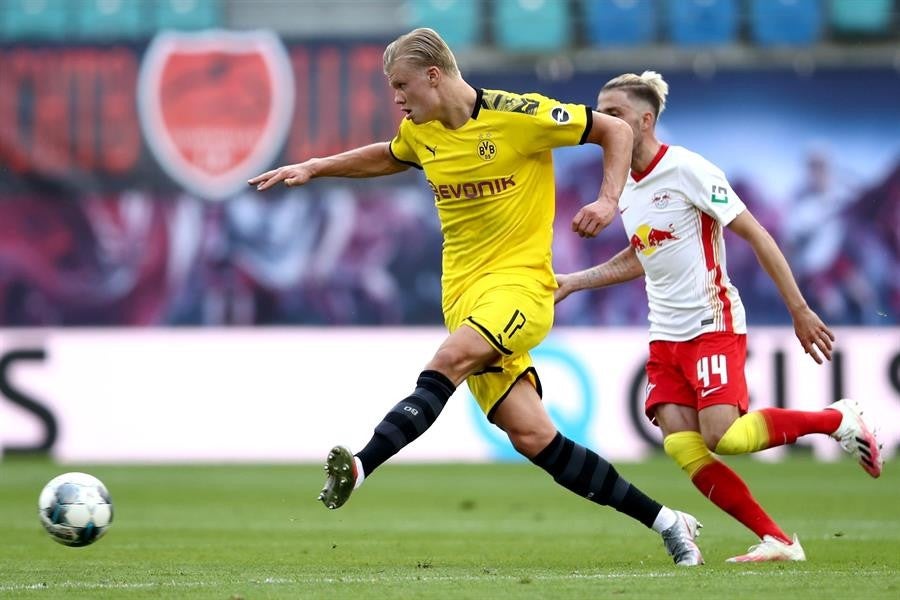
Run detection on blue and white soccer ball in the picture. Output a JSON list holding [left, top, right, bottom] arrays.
[[38, 472, 114, 547]]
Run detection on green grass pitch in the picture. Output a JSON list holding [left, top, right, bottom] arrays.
[[1, 454, 897, 599]]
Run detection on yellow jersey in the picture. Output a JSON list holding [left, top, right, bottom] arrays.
[[389, 88, 592, 312]]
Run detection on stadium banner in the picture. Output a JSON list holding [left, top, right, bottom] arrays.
[[1, 327, 897, 463], [0, 36, 396, 196], [0, 38, 897, 329]]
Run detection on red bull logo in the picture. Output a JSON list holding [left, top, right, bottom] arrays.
[[630, 223, 678, 256]]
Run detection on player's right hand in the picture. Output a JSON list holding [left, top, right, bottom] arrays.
[[248, 163, 313, 191], [554, 273, 575, 304], [571, 198, 616, 238], [791, 306, 835, 365]]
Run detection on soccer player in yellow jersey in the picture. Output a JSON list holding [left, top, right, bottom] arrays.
[[250, 28, 703, 565]]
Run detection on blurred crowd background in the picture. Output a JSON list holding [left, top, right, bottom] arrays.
[[0, 0, 897, 328]]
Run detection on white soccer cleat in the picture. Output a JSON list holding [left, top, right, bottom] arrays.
[[827, 398, 883, 478], [726, 533, 806, 563], [660, 511, 704, 566]]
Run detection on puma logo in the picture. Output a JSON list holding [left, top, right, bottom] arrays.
[[424, 143, 437, 157]]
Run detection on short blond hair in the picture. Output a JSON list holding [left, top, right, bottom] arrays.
[[602, 70, 670, 118], [383, 27, 461, 78]]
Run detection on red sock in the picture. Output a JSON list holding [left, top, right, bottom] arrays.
[[692, 460, 791, 544], [759, 408, 842, 448]]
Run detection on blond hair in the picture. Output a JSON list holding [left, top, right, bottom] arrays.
[[383, 27, 461, 78], [602, 70, 670, 118]]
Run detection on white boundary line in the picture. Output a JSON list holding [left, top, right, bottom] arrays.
[[4, 568, 895, 592]]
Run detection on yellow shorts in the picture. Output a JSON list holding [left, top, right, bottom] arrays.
[[444, 275, 553, 419]]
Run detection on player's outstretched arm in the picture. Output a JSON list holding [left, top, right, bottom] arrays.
[[248, 142, 409, 191], [727, 210, 835, 364], [555, 246, 644, 304], [570, 112, 633, 238]]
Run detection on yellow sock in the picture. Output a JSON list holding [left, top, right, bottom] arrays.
[[663, 431, 715, 478], [715, 412, 770, 455]]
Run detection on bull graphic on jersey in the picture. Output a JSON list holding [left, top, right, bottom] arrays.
[[630, 223, 678, 256]]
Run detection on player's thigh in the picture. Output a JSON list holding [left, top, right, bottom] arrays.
[[427, 325, 501, 385], [655, 403, 701, 437], [491, 377, 556, 457], [466, 352, 538, 418], [698, 403, 743, 447], [452, 281, 553, 358], [445, 280, 552, 417], [645, 341, 697, 425]]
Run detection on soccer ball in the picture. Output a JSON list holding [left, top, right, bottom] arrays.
[[38, 472, 114, 547]]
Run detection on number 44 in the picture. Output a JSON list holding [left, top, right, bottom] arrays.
[[697, 354, 728, 388]]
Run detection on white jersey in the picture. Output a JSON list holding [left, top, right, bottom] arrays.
[[619, 144, 747, 341]]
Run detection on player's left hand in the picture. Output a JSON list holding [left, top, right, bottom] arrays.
[[792, 307, 835, 364], [572, 198, 616, 238], [248, 162, 314, 191]]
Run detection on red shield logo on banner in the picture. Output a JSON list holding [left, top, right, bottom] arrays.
[[138, 30, 294, 200]]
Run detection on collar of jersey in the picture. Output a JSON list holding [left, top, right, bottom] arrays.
[[471, 87, 484, 120], [632, 144, 669, 183]]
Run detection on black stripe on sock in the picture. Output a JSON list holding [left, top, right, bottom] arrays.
[[356, 370, 456, 476], [530, 433, 662, 527], [619, 485, 663, 529]]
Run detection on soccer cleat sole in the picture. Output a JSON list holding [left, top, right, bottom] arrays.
[[318, 446, 356, 510]]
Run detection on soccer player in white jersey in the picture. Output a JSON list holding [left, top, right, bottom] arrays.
[[555, 71, 883, 563], [250, 30, 704, 566]]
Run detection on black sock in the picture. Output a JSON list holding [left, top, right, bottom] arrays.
[[356, 370, 456, 477], [529, 432, 662, 528]]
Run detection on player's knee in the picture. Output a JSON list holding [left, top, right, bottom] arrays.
[[713, 412, 769, 455], [428, 346, 478, 380], [702, 429, 725, 452], [428, 345, 461, 372], [713, 425, 745, 455], [507, 426, 555, 459], [663, 431, 714, 477]]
